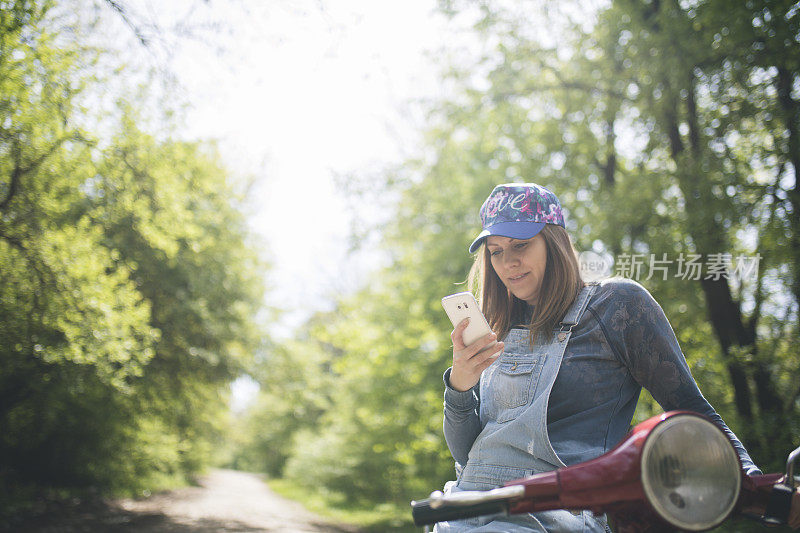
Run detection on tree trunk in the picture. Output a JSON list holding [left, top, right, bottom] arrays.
[[776, 67, 800, 310]]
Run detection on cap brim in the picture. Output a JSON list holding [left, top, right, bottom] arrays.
[[468, 221, 546, 253]]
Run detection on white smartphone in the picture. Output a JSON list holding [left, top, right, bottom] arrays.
[[441, 292, 493, 346]]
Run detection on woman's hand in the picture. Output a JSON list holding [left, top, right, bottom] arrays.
[[448, 318, 504, 392]]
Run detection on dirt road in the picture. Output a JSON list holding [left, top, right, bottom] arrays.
[[18, 469, 360, 532]]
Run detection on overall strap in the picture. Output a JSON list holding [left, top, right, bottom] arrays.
[[556, 282, 599, 340], [535, 281, 600, 468]]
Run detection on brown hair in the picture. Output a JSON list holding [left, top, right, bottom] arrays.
[[468, 225, 584, 341]]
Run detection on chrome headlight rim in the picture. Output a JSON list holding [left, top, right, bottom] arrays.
[[640, 413, 742, 531]]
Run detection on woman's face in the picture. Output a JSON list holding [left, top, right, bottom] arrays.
[[486, 234, 548, 305]]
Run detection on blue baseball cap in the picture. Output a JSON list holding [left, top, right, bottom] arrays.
[[469, 183, 565, 253]]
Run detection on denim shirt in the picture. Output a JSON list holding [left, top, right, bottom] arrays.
[[443, 278, 760, 478]]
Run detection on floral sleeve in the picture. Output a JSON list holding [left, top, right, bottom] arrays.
[[603, 280, 761, 475]]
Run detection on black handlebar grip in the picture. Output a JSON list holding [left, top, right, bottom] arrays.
[[411, 498, 509, 526], [762, 482, 795, 525]]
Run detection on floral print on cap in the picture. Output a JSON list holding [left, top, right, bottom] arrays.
[[480, 183, 565, 229]]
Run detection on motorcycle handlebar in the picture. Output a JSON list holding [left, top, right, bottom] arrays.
[[410, 485, 525, 526], [410, 498, 508, 526]]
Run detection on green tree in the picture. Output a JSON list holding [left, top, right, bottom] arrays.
[[232, 327, 335, 477], [0, 0, 267, 514]]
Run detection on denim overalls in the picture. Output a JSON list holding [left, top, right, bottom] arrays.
[[436, 284, 608, 532]]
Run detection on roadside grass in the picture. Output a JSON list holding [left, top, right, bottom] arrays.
[[266, 478, 419, 532]]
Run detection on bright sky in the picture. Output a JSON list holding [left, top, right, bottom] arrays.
[[118, 1, 472, 410], [158, 1, 462, 338], [106, 1, 595, 338]]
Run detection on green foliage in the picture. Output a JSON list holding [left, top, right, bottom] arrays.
[[240, 0, 800, 521], [229, 336, 335, 476], [268, 477, 416, 532], [0, 0, 267, 517]]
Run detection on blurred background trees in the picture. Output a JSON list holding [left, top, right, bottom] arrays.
[[0, 0, 266, 514]]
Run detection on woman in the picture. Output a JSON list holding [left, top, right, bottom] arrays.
[[437, 183, 763, 532]]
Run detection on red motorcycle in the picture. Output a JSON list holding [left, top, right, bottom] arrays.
[[411, 411, 799, 531]]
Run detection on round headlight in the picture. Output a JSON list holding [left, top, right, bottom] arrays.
[[641, 414, 741, 531]]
